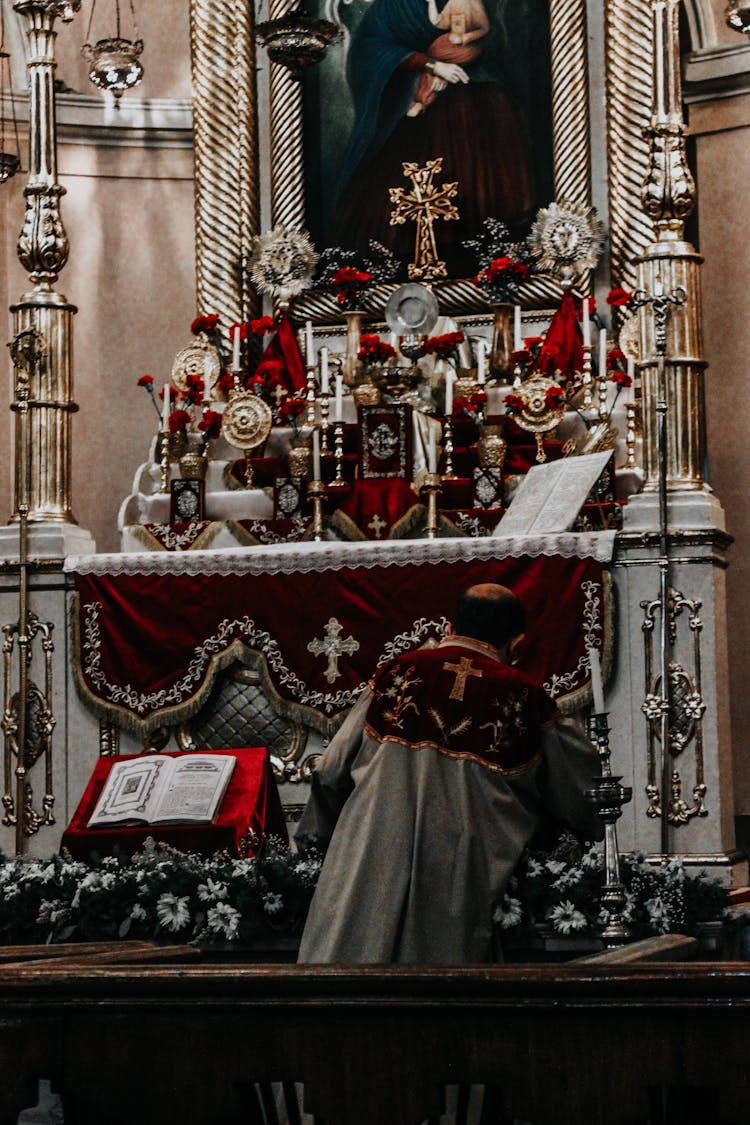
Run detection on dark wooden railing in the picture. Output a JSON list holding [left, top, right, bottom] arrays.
[[0, 941, 748, 1125]]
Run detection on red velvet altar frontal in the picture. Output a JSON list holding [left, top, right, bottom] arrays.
[[72, 554, 611, 735], [62, 748, 288, 860]]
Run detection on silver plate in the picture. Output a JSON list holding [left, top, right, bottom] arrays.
[[384, 283, 439, 336]]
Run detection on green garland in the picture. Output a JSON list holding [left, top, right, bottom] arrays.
[[0, 837, 729, 949]]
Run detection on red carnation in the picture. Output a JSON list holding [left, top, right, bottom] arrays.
[[544, 385, 566, 409], [524, 336, 544, 349], [609, 369, 633, 388], [452, 396, 471, 417], [218, 373, 235, 396], [198, 409, 223, 440], [255, 358, 285, 379], [504, 394, 525, 413], [191, 313, 220, 336], [229, 322, 249, 341], [168, 408, 191, 433], [250, 316, 276, 336], [511, 349, 531, 367], [159, 384, 181, 402], [606, 347, 627, 371], [471, 391, 488, 408], [279, 397, 305, 420], [137, 374, 153, 387], [424, 331, 464, 358], [606, 287, 633, 308], [331, 267, 372, 286]]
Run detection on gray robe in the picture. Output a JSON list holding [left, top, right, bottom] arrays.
[[297, 657, 602, 965]]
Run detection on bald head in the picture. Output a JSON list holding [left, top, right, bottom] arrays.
[[454, 583, 526, 650]]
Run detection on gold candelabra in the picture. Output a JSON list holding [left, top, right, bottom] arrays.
[[580, 343, 593, 410], [420, 472, 442, 539], [625, 401, 638, 469], [442, 415, 455, 478], [319, 389, 330, 454], [331, 421, 346, 487], [598, 375, 609, 420], [307, 478, 326, 542], [585, 712, 633, 949], [305, 364, 317, 426]]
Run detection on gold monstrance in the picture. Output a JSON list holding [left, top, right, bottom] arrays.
[[389, 158, 459, 281]]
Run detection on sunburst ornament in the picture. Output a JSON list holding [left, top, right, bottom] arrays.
[[529, 201, 605, 287], [249, 224, 318, 304]]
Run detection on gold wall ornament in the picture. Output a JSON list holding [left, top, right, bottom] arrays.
[[170, 337, 221, 395], [506, 374, 567, 464], [528, 199, 604, 287], [389, 158, 459, 281], [189, 0, 260, 332]]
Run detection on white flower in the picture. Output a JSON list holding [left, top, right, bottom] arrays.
[[545, 859, 567, 875], [556, 868, 583, 890], [493, 896, 523, 930], [155, 893, 190, 932], [547, 900, 588, 935], [645, 895, 670, 933], [4, 884, 19, 900], [293, 857, 322, 880], [130, 903, 147, 922], [524, 858, 544, 878], [263, 892, 284, 915], [207, 902, 240, 939], [580, 846, 602, 870], [198, 878, 228, 903], [231, 860, 256, 878], [99, 872, 116, 890], [36, 900, 65, 924]]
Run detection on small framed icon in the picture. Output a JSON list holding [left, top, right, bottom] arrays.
[[170, 479, 205, 524]]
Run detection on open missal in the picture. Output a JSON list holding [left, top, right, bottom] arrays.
[[87, 754, 236, 828]]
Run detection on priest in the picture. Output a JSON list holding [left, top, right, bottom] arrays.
[[296, 583, 603, 964]]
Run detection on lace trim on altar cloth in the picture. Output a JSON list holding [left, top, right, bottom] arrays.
[[64, 531, 616, 577]]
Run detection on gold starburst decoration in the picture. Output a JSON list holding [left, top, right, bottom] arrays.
[[249, 224, 318, 301], [529, 200, 605, 286]]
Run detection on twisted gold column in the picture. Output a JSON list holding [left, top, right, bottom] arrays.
[[190, 0, 260, 329], [549, 0, 591, 205]]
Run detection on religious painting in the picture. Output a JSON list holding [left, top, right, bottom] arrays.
[[303, 0, 555, 278]]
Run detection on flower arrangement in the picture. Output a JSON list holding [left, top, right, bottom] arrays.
[[278, 396, 306, 439], [452, 391, 487, 423], [315, 241, 399, 311], [0, 839, 322, 948], [191, 313, 220, 336], [249, 224, 318, 301], [424, 330, 465, 361], [358, 333, 397, 366], [463, 218, 533, 304], [495, 839, 730, 942], [197, 409, 223, 448]]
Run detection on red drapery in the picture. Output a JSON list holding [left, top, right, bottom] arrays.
[[72, 554, 612, 735]]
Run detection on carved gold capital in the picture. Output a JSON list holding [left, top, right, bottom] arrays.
[[17, 184, 70, 283], [640, 124, 696, 232]]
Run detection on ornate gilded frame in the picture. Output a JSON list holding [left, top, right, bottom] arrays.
[[189, 0, 657, 320]]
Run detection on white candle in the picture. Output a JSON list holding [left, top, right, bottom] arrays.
[[204, 355, 212, 401], [162, 383, 170, 430], [232, 325, 241, 371], [582, 297, 591, 348], [334, 374, 343, 422], [476, 340, 486, 385], [587, 644, 606, 714], [389, 331, 397, 350], [305, 320, 314, 364], [598, 328, 607, 382], [312, 427, 321, 481], [320, 346, 329, 394], [428, 425, 437, 474], [513, 304, 522, 351], [626, 354, 636, 403], [445, 370, 454, 416]]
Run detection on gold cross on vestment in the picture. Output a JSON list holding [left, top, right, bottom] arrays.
[[389, 157, 459, 281], [444, 656, 483, 701], [307, 617, 360, 684]]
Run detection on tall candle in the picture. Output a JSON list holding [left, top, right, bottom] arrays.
[[476, 340, 486, 385], [513, 304, 522, 351], [428, 425, 437, 474], [312, 427, 321, 481], [335, 374, 343, 422], [598, 328, 607, 382], [626, 354, 636, 403], [587, 644, 606, 714], [582, 297, 591, 348], [389, 331, 397, 350], [204, 355, 212, 401], [231, 325, 241, 371], [162, 383, 170, 430], [320, 346, 329, 394], [445, 370, 454, 416], [305, 320, 314, 363]]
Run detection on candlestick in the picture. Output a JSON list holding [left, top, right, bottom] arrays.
[[159, 429, 171, 493], [626, 354, 635, 399], [232, 326, 241, 372], [308, 478, 326, 542], [587, 644, 606, 714], [442, 415, 455, 478], [585, 712, 633, 949], [581, 344, 593, 410], [305, 364, 317, 426], [598, 328, 607, 382], [320, 346, 329, 395], [625, 401, 638, 469], [334, 374, 344, 423], [162, 383, 170, 431], [332, 421, 345, 486], [305, 320, 314, 364], [513, 304, 522, 351], [582, 296, 591, 348], [312, 426, 321, 481], [319, 388, 331, 454], [476, 340, 486, 385], [420, 472, 442, 539], [204, 354, 213, 401]]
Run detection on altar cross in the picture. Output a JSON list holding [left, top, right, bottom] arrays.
[[308, 618, 360, 684], [271, 384, 287, 409], [389, 157, 459, 281], [444, 656, 483, 701]]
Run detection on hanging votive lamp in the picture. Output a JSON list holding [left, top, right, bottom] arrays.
[[726, 1, 750, 33], [0, 1, 21, 184], [82, 0, 144, 107], [256, 5, 340, 80]]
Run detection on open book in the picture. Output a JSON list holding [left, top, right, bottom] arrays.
[[88, 753, 236, 828], [493, 451, 613, 536]]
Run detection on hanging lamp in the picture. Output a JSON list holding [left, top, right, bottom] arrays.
[[82, 0, 144, 107]]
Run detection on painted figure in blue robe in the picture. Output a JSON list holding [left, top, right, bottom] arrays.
[[331, 0, 553, 275]]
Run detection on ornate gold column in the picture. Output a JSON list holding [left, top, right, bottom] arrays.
[[3, 0, 95, 557], [190, 0, 260, 329], [628, 0, 722, 528]]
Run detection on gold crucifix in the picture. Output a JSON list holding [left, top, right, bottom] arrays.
[[444, 656, 483, 701], [389, 157, 459, 281]]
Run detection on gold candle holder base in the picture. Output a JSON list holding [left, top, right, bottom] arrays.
[[307, 478, 326, 542], [319, 391, 330, 454], [420, 472, 442, 539], [625, 401, 638, 469], [305, 364, 317, 426], [581, 343, 593, 410], [332, 420, 345, 487], [442, 415, 456, 478], [158, 429, 185, 493]]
